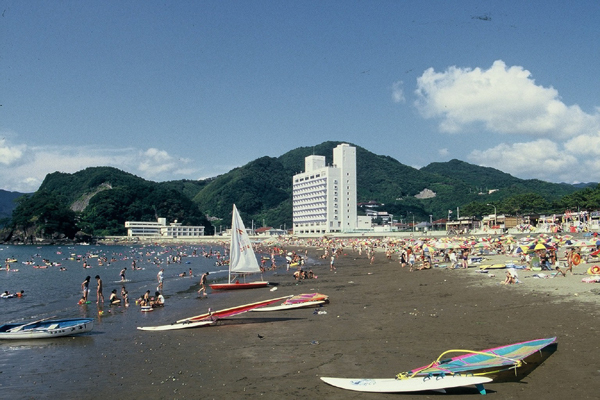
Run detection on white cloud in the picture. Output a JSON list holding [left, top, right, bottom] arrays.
[[0, 138, 26, 165], [412, 60, 600, 183], [468, 139, 579, 182], [415, 60, 600, 138], [564, 131, 600, 155], [138, 148, 175, 176], [391, 80, 406, 103], [438, 148, 449, 157]]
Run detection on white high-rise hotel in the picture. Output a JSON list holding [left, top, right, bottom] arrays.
[[292, 143, 358, 234]]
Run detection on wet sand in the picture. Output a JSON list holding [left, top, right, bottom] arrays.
[[3, 247, 600, 399]]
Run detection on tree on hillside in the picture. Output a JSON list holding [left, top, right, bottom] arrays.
[[556, 184, 600, 211], [501, 193, 550, 215], [11, 191, 78, 239]]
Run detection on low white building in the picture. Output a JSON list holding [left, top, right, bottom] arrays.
[[125, 218, 205, 238]]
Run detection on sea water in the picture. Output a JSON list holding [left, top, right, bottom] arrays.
[[0, 243, 243, 323], [0, 242, 289, 396], [0, 242, 289, 323]]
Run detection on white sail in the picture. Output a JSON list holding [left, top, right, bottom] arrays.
[[229, 204, 261, 275]]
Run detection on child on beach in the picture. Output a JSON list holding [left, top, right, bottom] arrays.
[[109, 289, 121, 305], [449, 250, 458, 269], [502, 269, 518, 284]]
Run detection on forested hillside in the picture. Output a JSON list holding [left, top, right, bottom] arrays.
[[1, 142, 592, 241], [421, 159, 577, 200], [6, 167, 213, 241]]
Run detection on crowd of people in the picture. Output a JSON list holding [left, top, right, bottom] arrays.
[[71, 233, 596, 313]]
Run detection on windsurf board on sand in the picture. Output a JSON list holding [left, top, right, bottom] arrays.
[[137, 319, 214, 331], [137, 295, 291, 331], [251, 300, 326, 312], [320, 375, 492, 394]]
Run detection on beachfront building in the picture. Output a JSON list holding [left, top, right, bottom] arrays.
[[446, 216, 480, 234], [125, 218, 205, 238], [293, 143, 365, 234]]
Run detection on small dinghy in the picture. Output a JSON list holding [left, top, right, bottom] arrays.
[[0, 318, 94, 339]]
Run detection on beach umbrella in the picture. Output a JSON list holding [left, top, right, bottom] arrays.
[[534, 243, 547, 251]]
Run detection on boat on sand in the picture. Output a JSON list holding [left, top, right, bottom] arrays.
[[0, 318, 94, 339]]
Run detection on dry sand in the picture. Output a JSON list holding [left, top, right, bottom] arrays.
[[3, 247, 600, 399]]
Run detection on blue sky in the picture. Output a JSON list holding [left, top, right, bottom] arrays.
[[2, 1, 599, 192]]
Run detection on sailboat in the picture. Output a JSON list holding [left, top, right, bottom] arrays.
[[209, 204, 269, 290]]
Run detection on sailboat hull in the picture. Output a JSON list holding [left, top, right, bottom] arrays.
[[209, 281, 269, 290]]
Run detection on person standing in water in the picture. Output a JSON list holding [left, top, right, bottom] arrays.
[[81, 276, 91, 302], [95, 275, 104, 303], [120, 267, 127, 281], [198, 271, 209, 297], [157, 268, 164, 291]]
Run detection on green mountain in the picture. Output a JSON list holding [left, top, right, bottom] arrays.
[[186, 141, 582, 228], [8, 167, 213, 239], [2, 142, 589, 240], [421, 159, 577, 199]]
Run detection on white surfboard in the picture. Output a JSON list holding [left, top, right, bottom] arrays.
[[137, 319, 215, 331], [250, 300, 326, 312], [320, 375, 492, 393]]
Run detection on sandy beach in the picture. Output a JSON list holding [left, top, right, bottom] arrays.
[[2, 243, 600, 399]]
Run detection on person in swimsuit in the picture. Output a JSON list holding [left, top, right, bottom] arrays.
[[120, 267, 127, 281], [95, 275, 104, 303], [82, 276, 91, 301], [198, 271, 209, 297], [157, 269, 164, 291], [152, 291, 164, 307], [109, 289, 121, 305]]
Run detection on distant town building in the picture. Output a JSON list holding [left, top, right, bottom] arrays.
[[293, 143, 367, 234], [358, 200, 383, 208], [254, 227, 287, 236], [125, 218, 205, 238]]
